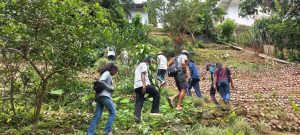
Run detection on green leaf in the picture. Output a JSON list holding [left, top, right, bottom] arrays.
[[120, 98, 130, 103], [49, 89, 64, 95]]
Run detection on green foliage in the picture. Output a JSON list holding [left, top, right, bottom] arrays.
[[240, 0, 300, 62], [186, 124, 224, 135], [217, 19, 237, 43], [255, 120, 269, 134], [291, 101, 300, 112], [228, 117, 253, 135], [225, 111, 237, 124], [196, 40, 205, 48], [149, 0, 225, 53], [235, 30, 256, 47]]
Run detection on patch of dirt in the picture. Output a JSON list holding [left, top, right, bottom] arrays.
[[164, 46, 300, 133]]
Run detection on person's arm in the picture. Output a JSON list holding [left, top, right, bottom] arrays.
[[99, 72, 113, 91], [182, 59, 188, 78], [141, 72, 147, 94], [228, 68, 234, 90], [99, 81, 113, 91], [168, 58, 175, 67], [213, 70, 218, 91]]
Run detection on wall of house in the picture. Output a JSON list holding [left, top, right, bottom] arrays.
[[225, 0, 254, 26], [225, 0, 269, 26]]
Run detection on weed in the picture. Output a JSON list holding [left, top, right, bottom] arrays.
[[255, 119, 269, 134]]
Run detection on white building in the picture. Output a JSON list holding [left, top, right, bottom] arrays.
[[128, 0, 149, 25], [218, 0, 268, 26], [128, 0, 267, 27]]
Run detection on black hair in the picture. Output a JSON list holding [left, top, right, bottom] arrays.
[[216, 63, 223, 68], [99, 63, 118, 75], [143, 57, 151, 63]]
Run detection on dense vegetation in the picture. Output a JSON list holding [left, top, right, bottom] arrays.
[[0, 0, 299, 135]]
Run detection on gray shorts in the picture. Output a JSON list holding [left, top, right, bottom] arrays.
[[174, 70, 187, 91]]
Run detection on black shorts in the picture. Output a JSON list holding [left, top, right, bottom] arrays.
[[174, 70, 187, 91]]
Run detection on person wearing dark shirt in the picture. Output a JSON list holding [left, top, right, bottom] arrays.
[[213, 63, 234, 104], [187, 60, 202, 97]]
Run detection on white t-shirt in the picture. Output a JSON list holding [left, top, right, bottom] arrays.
[[134, 62, 150, 89], [157, 55, 167, 70], [177, 54, 188, 69]]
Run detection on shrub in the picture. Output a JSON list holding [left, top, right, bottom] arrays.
[[255, 120, 269, 134], [229, 117, 253, 135], [217, 19, 237, 43], [196, 40, 205, 48], [235, 30, 256, 47]]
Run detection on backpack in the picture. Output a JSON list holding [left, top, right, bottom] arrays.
[[93, 80, 105, 94], [167, 57, 179, 77]]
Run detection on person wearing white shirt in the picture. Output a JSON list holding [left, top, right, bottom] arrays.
[[134, 57, 161, 122], [167, 50, 189, 110], [156, 52, 168, 86]]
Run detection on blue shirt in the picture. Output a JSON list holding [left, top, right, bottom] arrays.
[[188, 61, 200, 79]]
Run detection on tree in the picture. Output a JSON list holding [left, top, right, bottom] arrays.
[[149, 0, 225, 53], [0, 0, 112, 128], [240, 0, 300, 61]]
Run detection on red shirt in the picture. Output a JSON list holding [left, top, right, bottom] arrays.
[[214, 67, 230, 81]]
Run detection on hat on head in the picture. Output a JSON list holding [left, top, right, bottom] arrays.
[[181, 50, 189, 55], [157, 52, 163, 55]]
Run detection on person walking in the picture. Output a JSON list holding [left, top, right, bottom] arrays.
[[134, 57, 161, 122], [87, 63, 118, 135], [213, 63, 234, 104], [204, 63, 218, 104], [167, 50, 189, 110], [186, 60, 202, 97], [156, 52, 168, 86]]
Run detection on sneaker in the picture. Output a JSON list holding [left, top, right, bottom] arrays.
[[167, 97, 174, 108], [134, 116, 141, 123], [150, 113, 162, 116], [161, 81, 166, 86]]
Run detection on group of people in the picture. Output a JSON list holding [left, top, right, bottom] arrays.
[[87, 49, 234, 135]]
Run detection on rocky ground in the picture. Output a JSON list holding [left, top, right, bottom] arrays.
[[165, 46, 300, 133]]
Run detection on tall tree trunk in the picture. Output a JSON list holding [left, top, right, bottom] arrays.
[[9, 76, 16, 116], [190, 31, 196, 43], [33, 80, 48, 130]]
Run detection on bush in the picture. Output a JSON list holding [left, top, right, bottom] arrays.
[[228, 117, 253, 135], [196, 40, 205, 48], [217, 19, 237, 43], [235, 30, 256, 47]]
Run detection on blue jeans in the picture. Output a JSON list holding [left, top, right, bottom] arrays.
[[217, 80, 230, 102], [157, 69, 167, 82], [87, 96, 116, 135], [187, 78, 202, 97]]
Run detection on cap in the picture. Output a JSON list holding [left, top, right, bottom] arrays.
[[181, 50, 189, 55]]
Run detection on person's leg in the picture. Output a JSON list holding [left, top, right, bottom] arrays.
[[176, 72, 187, 109], [134, 87, 145, 121], [87, 101, 104, 135], [192, 79, 202, 97], [177, 88, 186, 109], [223, 81, 231, 103], [210, 84, 218, 104], [170, 76, 181, 100], [156, 69, 163, 82], [146, 85, 160, 113], [161, 69, 167, 82], [186, 78, 192, 96], [100, 97, 117, 135], [217, 81, 227, 102]]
